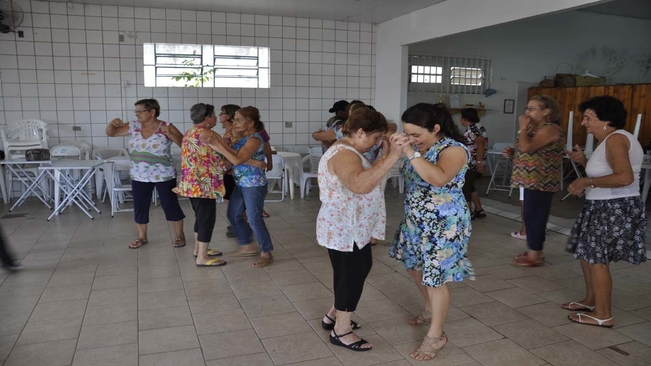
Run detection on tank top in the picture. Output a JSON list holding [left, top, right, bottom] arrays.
[[128, 121, 175, 182], [585, 129, 643, 200]]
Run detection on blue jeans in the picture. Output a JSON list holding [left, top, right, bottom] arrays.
[[227, 184, 274, 253]]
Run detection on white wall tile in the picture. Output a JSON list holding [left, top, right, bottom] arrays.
[[1, 3, 376, 150]]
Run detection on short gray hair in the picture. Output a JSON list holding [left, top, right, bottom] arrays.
[[190, 103, 215, 124]]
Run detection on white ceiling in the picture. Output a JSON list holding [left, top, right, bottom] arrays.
[[39, 0, 447, 24]]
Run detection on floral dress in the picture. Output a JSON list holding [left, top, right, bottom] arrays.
[[390, 137, 475, 287], [174, 126, 227, 200]]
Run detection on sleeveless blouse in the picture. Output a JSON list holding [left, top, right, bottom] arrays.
[[585, 129, 643, 200], [232, 133, 267, 187], [511, 122, 565, 192], [316, 144, 386, 252], [128, 121, 175, 183]]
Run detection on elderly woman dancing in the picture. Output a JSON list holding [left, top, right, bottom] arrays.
[[106, 98, 186, 249], [174, 103, 228, 267], [390, 103, 474, 361], [563, 96, 646, 328], [318, 108, 406, 352]]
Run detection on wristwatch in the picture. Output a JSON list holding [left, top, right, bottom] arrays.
[[409, 151, 421, 161], [589, 177, 596, 188]]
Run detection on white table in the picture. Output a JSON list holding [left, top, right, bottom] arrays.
[[277, 151, 302, 199], [0, 158, 53, 210], [39, 160, 104, 220]]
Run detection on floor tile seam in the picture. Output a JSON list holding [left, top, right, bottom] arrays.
[[169, 241, 209, 366]]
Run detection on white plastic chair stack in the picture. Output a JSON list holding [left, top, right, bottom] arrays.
[[300, 153, 322, 199], [265, 155, 286, 202], [309, 146, 323, 155], [633, 114, 642, 139]]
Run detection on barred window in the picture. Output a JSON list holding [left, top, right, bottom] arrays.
[[408, 54, 491, 94], [143, 43, 270, 88]]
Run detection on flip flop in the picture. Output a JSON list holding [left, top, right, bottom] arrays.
[[173, 238, 186, 248], [194, 249, 223, 257], [129, 238, 148, 249], [513, 256, 544, 267], [568, 312, 613, 328], [561, 302, 596, 311], [196, 258, 227, 267], [230, 250, 259, 257], [262, 211, 270, 218]]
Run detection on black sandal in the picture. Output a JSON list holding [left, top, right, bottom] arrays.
[[474, 210, 487, 219], [329, 330, 372, 352], [321, 314, 361, 330]]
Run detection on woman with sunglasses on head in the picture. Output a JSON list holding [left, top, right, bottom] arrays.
[[106, 98, 186, 249], [502, 95, 564, 267]]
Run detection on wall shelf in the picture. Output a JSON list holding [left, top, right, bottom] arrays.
[[448, 108, 488, 117]]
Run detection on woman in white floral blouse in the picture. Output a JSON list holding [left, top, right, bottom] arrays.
[[316, 108, 407, 352]]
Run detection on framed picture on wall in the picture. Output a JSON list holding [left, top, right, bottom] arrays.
[[503, 99, 515, 114]]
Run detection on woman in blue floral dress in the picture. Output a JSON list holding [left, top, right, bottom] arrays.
[[390, 103, 474, 362]]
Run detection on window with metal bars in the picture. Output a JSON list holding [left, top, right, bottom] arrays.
[[143, 43, 270, 88], [408, 54, 491, 94]]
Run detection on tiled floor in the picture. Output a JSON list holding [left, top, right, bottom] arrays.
[[1, 187, 651, 366]]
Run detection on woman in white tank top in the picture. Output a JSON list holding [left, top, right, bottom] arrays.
[[564, 96, 646, 329]]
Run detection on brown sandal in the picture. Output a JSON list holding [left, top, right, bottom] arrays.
[[129, 238, 148, 249], [252, 255, 274, 268], [173, 238, 186, 248], [410, 333, 447, 361], [408, 310, 431, 326]]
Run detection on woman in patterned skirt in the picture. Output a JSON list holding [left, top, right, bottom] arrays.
[[564, 96, 646, 328], [390, 103, 474, 361], [502, 95, 564, 266]]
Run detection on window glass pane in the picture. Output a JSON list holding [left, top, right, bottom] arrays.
[[215, 68, 258, 77], [259, 68, 269, 88], [144, 66, 155, 86], [215, 77, 258, 88], [156, 43, 201, 55], [143, 44, 155, 65], [417, 75, 424, 83], [214, 57, 258, 67], [259, 48, 270, 68], [424, 75, 430, 83], [434, 75, 442, 83], [411, 65, 418, 73], [424, 66, 430, 74], [214, 45, 257, 57], [411, 74, 418, 82], [417, 66, 424, 73]]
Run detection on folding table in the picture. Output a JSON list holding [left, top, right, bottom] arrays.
[[39, 160, 104, 220], [0, 158, 53, 210]]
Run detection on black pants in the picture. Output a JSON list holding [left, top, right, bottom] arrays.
[[0, 226, 16, 268], [223, 174, 235, 201], [328, 244, 372, 312], [189, 198, 216, 243], [523, 189, 555, 251], [132, 179, 185, 224], [462, 170, 482, 201]]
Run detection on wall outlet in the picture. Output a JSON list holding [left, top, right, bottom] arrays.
[[119, 34, 125, 42], [72, 126, 81, 131], [284, 121, 293, 128]]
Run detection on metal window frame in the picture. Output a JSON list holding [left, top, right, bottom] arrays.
[[408, 54, 492, 95]]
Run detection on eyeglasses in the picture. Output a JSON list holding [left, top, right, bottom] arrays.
[[134, 109, 150, 114], [525, 107, 543, 111]]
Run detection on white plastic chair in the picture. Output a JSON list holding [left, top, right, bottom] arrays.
[[265, 155, 286, 202], [309, 146, 323, 155], [300, 153, 322, 199], [384, 159, 404, 193], [287, 146, 310, 155], [93, 148, 129, 200], [102, 160, 134, 216]]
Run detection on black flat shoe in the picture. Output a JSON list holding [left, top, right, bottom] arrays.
[[329, 330, 372, 352], [474, 210, 487, 219], [321, 314, 361, 330]]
